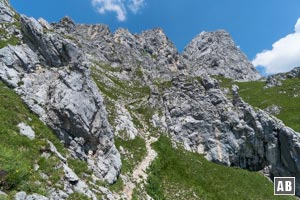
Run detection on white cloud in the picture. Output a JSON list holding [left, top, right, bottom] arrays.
[[295, 18, 300, 33], [128, 0, 144, 13], [252, 18, 300, 75], [92, 0, 145, 21]]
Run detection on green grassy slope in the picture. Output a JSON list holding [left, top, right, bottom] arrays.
[[0, 81, 96, 200], [0, 81, 66, 198], [146, 136, 295, 200], [115, 137, 147, 174], [0, 14, 21, 49]]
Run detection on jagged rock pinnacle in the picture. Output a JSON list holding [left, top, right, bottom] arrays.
[[183, 30, 261, 80]]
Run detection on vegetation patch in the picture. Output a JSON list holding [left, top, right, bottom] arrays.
[[63, 34, 76, 41], [0, 81, 65, 195], [67, 192, 91, 200], [68, 158, 92, 179], [130, 104, 155, 128], [108, 176, 124, 192], [125, 106, 144, 129], [0, 35, 20, 49], [102, 96, 117, 126], [114, 136, 147, 174], [134, 66, 144, 79], [91, 65, 150, 101], [91, 64, 155, 131], [132, 182, 148, 200], [37, 156, 64, 185], [0, 16, 22, 49], [154, 79, 173, 93], [109, 136, 147, 193], [92, 61, 122, 73], [146, 135, 295, 200]]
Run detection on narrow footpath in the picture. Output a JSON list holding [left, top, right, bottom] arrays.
[[122, 136, 158, 199]]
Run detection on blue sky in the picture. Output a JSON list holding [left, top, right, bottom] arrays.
[[10, 0, 300, 75]]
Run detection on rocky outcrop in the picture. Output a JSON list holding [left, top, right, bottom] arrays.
[[0, 5, 121, 186], [18, 66, 121, 183], [159, 76, 300, 195], [17, 122, 35, 140], [53, 21, 185, 83], [138, 28, 185, 79], [266, 66, 300, 87], [15, 192, 49, 200], [115, 103, 139, 139], [52, 20, 262, 83], [0, 0, 15, 23], [183, 30, 261, 80], [20, 15, 81, 67]]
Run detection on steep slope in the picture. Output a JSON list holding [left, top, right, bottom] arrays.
[[87, 54, 297, 199], [2, 11, 121, 185], [0, 80, 103, 199], [0, 0, 121, 199], [158, 75, 300, 194], [183, 30, 261, 80]]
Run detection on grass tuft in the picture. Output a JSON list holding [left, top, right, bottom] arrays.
[[114, 136, 147, 174]]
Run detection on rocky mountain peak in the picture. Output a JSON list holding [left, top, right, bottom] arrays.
[[51, 16, 261, 82], [140, 27, 176, 54], [58, 16, 76, 32], [183, 30, 261, 81], [113, 28, 136, 47], [60, 16, 75, 26]]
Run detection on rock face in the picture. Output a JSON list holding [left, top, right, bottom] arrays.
[[53, 20, 185, 83], [21, 15, 81, 67], [0, 4, 121, 186], [183, 30, 261, 80], [161, 76, 300, 195], [52, 20, 261, 83], [0, 0, 15, 23]]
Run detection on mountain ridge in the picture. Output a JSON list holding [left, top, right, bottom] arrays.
[[52, 16, 261, 82]]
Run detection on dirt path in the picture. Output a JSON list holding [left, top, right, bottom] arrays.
[[122, 136, 158, 200]]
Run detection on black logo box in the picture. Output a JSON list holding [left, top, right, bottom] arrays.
[[274, 177, 295, 195]]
